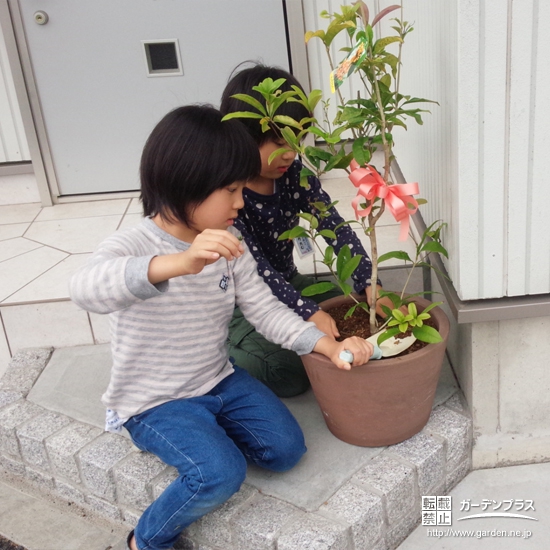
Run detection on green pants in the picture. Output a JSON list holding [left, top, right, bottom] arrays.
[[228, 272, 342, 397]]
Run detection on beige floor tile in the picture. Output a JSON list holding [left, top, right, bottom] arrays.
[[0, 246, 68, 302], [4, 253, 91, 304], [0, 202, 42, 224], [35, 198, 131, 222], [0, 325, 11, 379], [127, 197, 143, 214], [0, 223, 29, 241], [24, 215, 122, 254], [0, 236, 42, 262], [1, 301, 94, 352], [89, 312, 111, 344], [118, 212, 144, 231]]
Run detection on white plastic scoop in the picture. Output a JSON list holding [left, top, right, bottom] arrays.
[[339, 332, 416, 363], [366, 332, 417, 358]]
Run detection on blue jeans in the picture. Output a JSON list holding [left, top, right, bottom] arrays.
[[124, 366, 306, 550]]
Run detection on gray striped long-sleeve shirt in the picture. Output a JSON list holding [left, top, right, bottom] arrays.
[[69, 218, 324, 428]]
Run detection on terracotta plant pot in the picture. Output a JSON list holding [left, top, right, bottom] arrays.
[[301, 296, 450, 447]]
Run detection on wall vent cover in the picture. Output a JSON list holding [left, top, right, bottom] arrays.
[[142, 39, 183, 77]]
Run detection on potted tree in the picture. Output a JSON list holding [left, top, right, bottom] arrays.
[[224, 2, 450, 446]]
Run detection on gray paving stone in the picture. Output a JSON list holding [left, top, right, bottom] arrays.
[[444, 392, 468, 414], [186, 484, 257, 548], [352, 453, 416, 525], [320, 481, 383, 550], [231, 494, 302, 550], [17, 410, 72, 470], [78, 432, 135, 501], [174, 537, 216, 550], [0, 399, 44, 458], [55, 478, 88, 506], [277, 513, 351, 550], [25, 464, 55, 491], [370, 538, 387, 550], [114, 450, 167, 510], [386, 511, 420, 550], [0, 347, 53, 396], [0, 389, 23, 408], [151, 465, 178, 500], [0, 345, 473, 549], [424, 406, 471, 471], [46, 421, 102, 482], [389, 433, 445, 495], [446, 456, 472, 492], [85, 493, 124, 522], [123, 508, 141, 528], [0, 452, 25, 476]]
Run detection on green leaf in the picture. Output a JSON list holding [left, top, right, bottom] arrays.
[[377, 250, 412, 263], [338, 281, 353, 296], [304, 146, 332, 162], [339, 254, 362, 282], [352, 137, 372, 166], [230, 94, 267, 115], [221, 111, 263, 121], [421, 241, 449, 258], [412, 325, 443, 344], [344, 304, 358, 319], [297, 212, 318, 229], [324, 21, 356, 47], [307, 89, 324, 111], [301, 282, 336, 296], [280, 127, 300, 149], [324, 246, 334, 264], [418, 301, 443, 315], [392, 309, 406, 322], [287, 225, 307, 239], [273, 115, 302, 129], [300, 166, 315, 180], [319, 229, 337, 240], [305, 29, 326, 44], [373, 36, 403, 55], [336, 245, 352, 276], [268, 147, 290, 165]]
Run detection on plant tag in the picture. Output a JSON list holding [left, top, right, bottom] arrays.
[[330, 38, 368, 92], [294, 236, 314, 258]]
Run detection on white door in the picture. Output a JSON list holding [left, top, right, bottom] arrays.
[[16, 0, 290, 196]]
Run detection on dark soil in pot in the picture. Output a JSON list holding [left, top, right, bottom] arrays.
[[328, 303, 437, 356]]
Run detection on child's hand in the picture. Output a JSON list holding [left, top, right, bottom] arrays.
[[148, 230, 244, 283], [183, 229, 244, 274], [308, 310, 340, 338], [314, 336, 373, 371]]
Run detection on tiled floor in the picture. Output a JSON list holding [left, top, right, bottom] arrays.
[[0, 171, 418, 378]]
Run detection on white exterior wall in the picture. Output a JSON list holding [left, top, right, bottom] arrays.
[[0, 12, 30, 163], [304, 0, 550, 302], [395, 0, 550, 301]]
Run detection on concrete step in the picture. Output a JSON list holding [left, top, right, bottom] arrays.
[[0, 347, 472, 550]]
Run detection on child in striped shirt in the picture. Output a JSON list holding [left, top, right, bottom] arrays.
[[70, 105, 373, 550]]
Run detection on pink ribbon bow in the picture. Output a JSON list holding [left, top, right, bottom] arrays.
[[349, 160, 420, 241]]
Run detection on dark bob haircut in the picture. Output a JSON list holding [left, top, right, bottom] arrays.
[[220, 62, 311, 145], [140, 104, 260, 225]]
